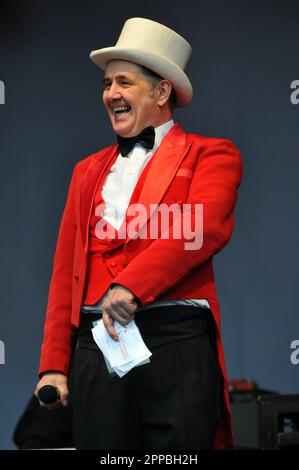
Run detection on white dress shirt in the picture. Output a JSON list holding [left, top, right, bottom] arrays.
[[101, 119, 174, 231]]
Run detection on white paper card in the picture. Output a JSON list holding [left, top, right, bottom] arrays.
[[91, 318, 152, 378]]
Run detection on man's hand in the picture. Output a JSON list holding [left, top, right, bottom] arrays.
[[102, 285, 138, 341], [35, 373, 68, 409]]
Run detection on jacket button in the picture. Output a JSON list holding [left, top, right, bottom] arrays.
[[117, 265, 123, 272], [145, 296, 154, 303], [74, 274, 79, 281], [110, 261, 116, 267]]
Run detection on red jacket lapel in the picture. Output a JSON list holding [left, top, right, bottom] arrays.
[[80, 145, 119, 252], [135, 122, 191, 235], [79, 122, 191, 251]]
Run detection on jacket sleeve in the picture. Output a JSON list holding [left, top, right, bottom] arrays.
[[38, 163, 79, 376], [112, 139, 243, 305]]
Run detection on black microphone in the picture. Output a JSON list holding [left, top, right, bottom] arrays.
[[37, 385, 60, 404]]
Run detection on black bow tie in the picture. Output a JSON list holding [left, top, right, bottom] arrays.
[[117, 126, 155, 157]]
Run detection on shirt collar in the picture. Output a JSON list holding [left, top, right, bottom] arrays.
[[152, 119, 175, 153]]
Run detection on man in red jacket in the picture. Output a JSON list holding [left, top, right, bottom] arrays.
[[35, 17, 242, 449]]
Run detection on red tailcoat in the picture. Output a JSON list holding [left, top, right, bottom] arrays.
[[39, 122, 243, 448]]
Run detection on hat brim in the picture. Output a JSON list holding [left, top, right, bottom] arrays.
[[90, 46, 193, 107]]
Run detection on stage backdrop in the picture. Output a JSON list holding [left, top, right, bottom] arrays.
[[0, 0, 298, 449]]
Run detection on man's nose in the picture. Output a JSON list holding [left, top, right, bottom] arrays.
[[107, 83, 122, 102]]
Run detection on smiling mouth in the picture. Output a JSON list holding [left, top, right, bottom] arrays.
[[112, 105, 131, 116]]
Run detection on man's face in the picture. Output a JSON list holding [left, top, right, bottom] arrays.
[[102, 60, 160, 137]]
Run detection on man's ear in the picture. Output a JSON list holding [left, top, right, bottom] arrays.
[[156, 80, 172, 107]]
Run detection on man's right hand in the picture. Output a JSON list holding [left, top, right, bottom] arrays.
[[35, 373, 69, 409]]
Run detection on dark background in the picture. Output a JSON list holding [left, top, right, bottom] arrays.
[[0, 0, 298, 449]]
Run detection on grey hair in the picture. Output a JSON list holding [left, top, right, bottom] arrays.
[[138, 65, 177, 109]]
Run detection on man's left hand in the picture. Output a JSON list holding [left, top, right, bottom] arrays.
[[102, 285, 138, 341]]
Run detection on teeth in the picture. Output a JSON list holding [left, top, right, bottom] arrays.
[[113, 106, 131, 113]]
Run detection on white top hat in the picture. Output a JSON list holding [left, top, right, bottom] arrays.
[[90, 17, 193, 107]]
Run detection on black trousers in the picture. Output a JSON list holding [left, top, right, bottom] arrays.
[[68, 305, 222, 450]]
